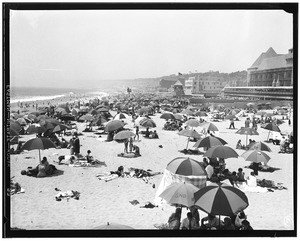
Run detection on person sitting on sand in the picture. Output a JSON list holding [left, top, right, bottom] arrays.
[[133, 145, 141, 157], [145, 127, 150, 138], [229, 171, 239, 187], [246, 172, 257, 187], [58, 155, 77, 165], [201, 214, 223, 230], [21, 157, 57, 178], [151, 130, 159, 139], [237, 168, 246, 182], [180, 212, 198, 230], [234, 211, 247, 230], [236, 140, 243, 149], [86, 150, 94, 163], [168, 208, 182, 230], [97, 166, 124, 182], [124, 138, 129, 154], [241, 220, 253, 230], [222, 217, 235, 230]]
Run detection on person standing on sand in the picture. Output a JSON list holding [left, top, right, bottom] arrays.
[[135, 125, 139, 141], [124, 138, 129, 153], [73, 132, 80, 156], [229, 119, 235, 129], [129, 138, 133, 152]]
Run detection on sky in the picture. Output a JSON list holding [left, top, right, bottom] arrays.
[[9, 9, 293, 88]]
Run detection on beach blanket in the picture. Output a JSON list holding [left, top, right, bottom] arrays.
[[55, 190, 80, 201], [69, 159, 106, 168], [117, 153, 138, 158]]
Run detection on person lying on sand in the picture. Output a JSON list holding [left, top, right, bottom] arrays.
[[97, 166, 124, 182], [21, 157, 57, 178], [128, 168, 161, 183]]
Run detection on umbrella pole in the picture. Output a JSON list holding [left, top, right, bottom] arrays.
[[246, 135, 248, 146], [267, 131, 270, 141], [39, 149, 41, 164], [186, 138, 190, 150]]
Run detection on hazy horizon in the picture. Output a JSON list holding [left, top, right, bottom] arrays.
[[10, 9, 293, 89]]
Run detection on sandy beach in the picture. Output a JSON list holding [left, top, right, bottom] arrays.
[[8, 94, 294, 231]]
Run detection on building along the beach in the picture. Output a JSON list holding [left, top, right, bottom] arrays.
[[192, 75, 227, 98]]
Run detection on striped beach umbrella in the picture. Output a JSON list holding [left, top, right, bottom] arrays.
[[261, 123, 281, 141], [159, 182, 200, 208], [193, 136, 227, 149], [248, 141, 271, 152], [236, 127, 259, 145], [166, 157, 207, 176], [241, 149, 271, 164], [194, 182, 249, 216], [114, 113, 130, 120], [139, 118, 156, 128], [199, 122, 219, 132]]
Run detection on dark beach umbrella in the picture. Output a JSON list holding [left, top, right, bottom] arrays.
[[261, 123, 281, 141], [60, 114, 75, 121], [248, 141, 271, 152], [241, 149, 271, 164], [52, 124, 70, 133], [26, 125, 46, 135], [113, 130, 135, 140], [10, 120, 22, 132], [21, 137, 57, 163], [194, 111, 208, 117], [79, 114, 94, 122], [272, 119, 284, 125], [92, 116, 108, 126], [97, 107, 110, 113], [94, 222, 134, 230], [139, 118, 156, 128], [166, 157, 207, 176], [181, 109, 194, 116], [193, 136, 227, 149], [194, 183, 249, 217], [159, 182, 199, 208], [10, 128, 19, 137], [105, 120, 125, 132], [16, 117, 28, 126], [204, 146, 239, 159], [160, 113, 175, 120], [236, 127, 259, 145]]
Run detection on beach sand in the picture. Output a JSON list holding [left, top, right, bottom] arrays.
[[9, 98, 294, 231]]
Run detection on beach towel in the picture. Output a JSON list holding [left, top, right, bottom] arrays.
[[117, 153, 137, 158]]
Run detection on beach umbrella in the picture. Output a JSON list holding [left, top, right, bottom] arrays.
[[178, 129, 202, 150], [113, 113, 130, 120], [181, 109, 194, 116], [94, 222, 134, 230], [10, 120, 22, 132], [166, 157, 207, 176], [159, 182, 200, 208], [16, 117, 28, 126], [92, 116, 108, 126], [261, 123, 281, 141], [204, 146, 239, 159], [10, 128, 19, 137], [52, 124, 70, 133], [88, 109, 99, 116], [224, 115, 236, 120], [227, 110, 239, 116], [37, 115, 49, 121], [160, 113, 175, 120], [26, 124, 46, 135], [247, 103, 255, 107], [199, 122, 219, 132], [138, 106, 153, 115], [78, 109, 89, 115], [113, 130, 135, 140], [185, 119, 201, 128], [105, 120, 125, 132], [257, 111, 267, 116], [60, 114, 75, 121], [272, 119, 284, 125], [40, 121, 55, 130], [173, 113, 184, 121], [193, 136, 227, 149], [236, 127, 259, 145], [248, 141, 271, 152], [139, 118, 156, 128], [194, 182, 249, 217], [194, 111, 208, 117], [21, 137, 57, 163], [79, 114, 94, 122], [25, 114, 38, 122], [241, 149, 271, 164]]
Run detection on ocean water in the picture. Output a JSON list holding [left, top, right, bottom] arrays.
[[10, 86, 109, 104]]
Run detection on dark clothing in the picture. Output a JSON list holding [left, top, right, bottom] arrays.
[[252, 162, 259, 175], [73, 137, 80, 155]]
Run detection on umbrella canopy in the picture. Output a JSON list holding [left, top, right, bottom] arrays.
[[114, 130, 135, 140], [199, 122, 219, 132], [194, 111, 208, 117], [105, 120, 125, 132], [204, 146, 239, 159], [21, 137, 57, 163], [114, 113, 130, 120], [88, 109, 99, 116], [160, 113, 175, 120], [227, 110, 239, 116], [248, 141, 271, 152], [16, 117, 29, 126], [241, 149, 271, 164], [26, 124, 47, 135], [178, 129, 201, 139], [94, 222, 134, 230], [159, 182, 199, 208], [185, 119, 201, 128], [181, 109, 194, 116], [166, 157, 207, 176], [173, 113, 184, 121], [60, 114, 75, 121], [261, 123, 281, 132], [193, 136, 227, 149], [247, 103, 255, 107], [52, 124, 70, 133], [194, 182, 249, 216], [79, 114, 94, 122], [10, 128, 19, 137], [236, 127, 259, 145], [10, 120, 22, 132], [224, 115, 236, 120], [257, 111, 267, 116], [139, 118, 156, 128]]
